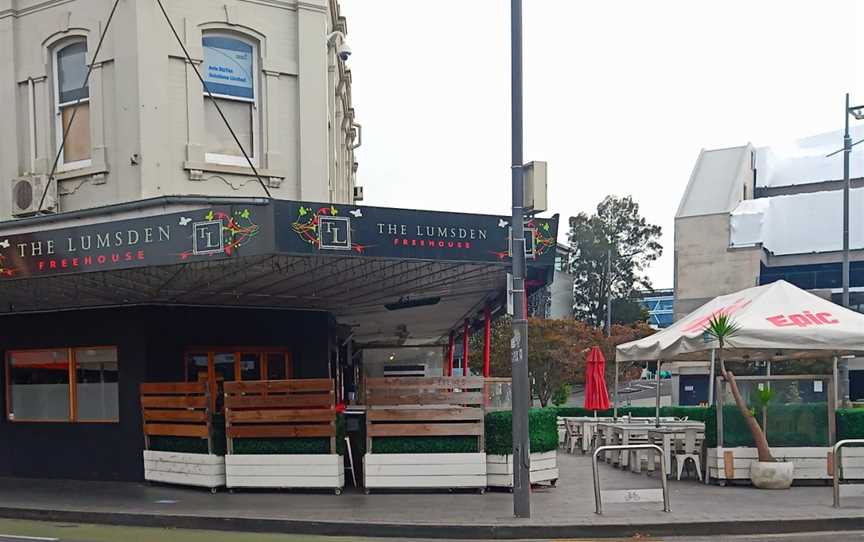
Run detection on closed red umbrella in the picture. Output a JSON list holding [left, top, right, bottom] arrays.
[[584, 346, 610, 412]]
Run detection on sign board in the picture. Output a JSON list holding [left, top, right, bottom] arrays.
[[202, 37, 254, 100], [0, 201, 559, 281], [0, 206, 272, 280], [275, 201, 558, 266], [507, 273, 514, 315]]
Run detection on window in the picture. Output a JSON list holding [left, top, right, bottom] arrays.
[[184, 349, 292, 412], [54, 40, 91, 169], [202, 35, 257, 166], [6, 347, 118, 422]]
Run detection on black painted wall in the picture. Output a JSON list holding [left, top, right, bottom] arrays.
[[0, 306, 332, 481]]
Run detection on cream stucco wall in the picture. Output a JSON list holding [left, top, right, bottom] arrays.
[[674, 213, 763, 320], [0, 0, 359, 220]]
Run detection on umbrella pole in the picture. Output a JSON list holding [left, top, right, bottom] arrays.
[[613, 358, 619, 420], [655, 360, 662, 427]]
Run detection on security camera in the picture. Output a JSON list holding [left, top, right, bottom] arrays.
[[327, 31, 352, 62], [336, 41, 352, 62]]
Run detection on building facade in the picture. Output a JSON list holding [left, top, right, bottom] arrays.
[[673, 129, 864, 404], [0, 0, 563, 482], [634, 288, 674, 329], [0, 0, 361, 222]]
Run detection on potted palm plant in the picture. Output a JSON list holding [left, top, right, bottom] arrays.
[[705, 314, 793, 489]]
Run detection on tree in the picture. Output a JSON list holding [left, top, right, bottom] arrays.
[[567, 195, 663, 327], [611, 298, 650, 326], [469, 318, 656, 406], [705, 314, 774, 463]]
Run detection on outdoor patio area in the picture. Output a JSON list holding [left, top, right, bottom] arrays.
[[2, 453, 864, 539]]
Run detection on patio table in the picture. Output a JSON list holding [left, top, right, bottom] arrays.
[[597, 423, 654, 467]]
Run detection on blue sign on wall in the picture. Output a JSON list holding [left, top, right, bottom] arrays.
[[202, 37, 254, 100]]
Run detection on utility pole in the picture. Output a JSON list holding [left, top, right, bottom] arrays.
[[605, 248, 613, 336], [509, 0, 531, 519], [843, 93, 852, 310], [840, 93, 852, 406]]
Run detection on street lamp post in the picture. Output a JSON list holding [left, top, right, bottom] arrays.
[[828, 93, 864, 406], [510, 0, 531, 519]]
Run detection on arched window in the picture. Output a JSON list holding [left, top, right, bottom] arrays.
[[54, 39, 91, 169], [202, 34, 258, 166]]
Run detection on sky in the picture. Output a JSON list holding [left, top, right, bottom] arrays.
[[340, 0, 862, 288]]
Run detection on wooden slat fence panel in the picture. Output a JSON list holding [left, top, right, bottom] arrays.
[[223, 378, 337, 454], [365, 377, 486, 453], [140, 381, 213, 453]]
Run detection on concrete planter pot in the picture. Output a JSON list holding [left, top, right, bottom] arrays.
[[750, 460, 794, 489]]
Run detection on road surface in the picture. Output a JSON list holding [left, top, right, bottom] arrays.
[[0, 519, 863, 542]]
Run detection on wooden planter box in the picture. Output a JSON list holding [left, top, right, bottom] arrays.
[[708, 446, 864, 483], [143, 450, 225, 490], [225, 454, 344, 492], [364, 453, 487, 491], [486, 450, 559, 488]]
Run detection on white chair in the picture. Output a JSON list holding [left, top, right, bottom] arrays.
[[673, 430, 703, 480], [564, 419, 582, 454]]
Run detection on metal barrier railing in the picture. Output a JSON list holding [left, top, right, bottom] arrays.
[[833, 439, 864, 508], [592, 444, 671, 515]]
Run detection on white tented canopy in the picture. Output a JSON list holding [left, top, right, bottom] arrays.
[[617, 280, 864, 362]]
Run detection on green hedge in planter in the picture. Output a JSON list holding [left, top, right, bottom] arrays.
[[148, 413, 227, 455], [704, 404, 829, 447], [233, 414, 346, 455], [485, 408, 558, 456], [148, 414, 347, 455], [371, 436, 479, 454], [837, 408, 864, 440]]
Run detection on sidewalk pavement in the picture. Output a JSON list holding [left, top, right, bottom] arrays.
[[1, 453, 863, 539]]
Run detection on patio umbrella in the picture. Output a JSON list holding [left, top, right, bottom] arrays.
[[584, 346, 610, 414]]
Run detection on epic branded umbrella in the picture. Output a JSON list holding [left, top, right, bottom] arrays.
[[584, 346, 610, 413]]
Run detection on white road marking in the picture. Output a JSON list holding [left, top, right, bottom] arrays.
[[0, 535, 60, 541]]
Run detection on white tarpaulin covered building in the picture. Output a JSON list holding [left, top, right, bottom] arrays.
[[617, 280, 864, 363]]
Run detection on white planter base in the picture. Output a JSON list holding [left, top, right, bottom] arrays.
[[226, 454, 344, 491], [486, 450, 558, 488], [143, 450, 225, 489], [708, 447, 864, 483], [364, 453, 486, 490]]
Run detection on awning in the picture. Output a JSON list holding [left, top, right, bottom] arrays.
[[0, 197, 559, 346], [616, 280, 864, 362]]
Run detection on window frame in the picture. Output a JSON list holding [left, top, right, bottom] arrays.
[[52, 38, 92, 172], [5, 345, 119, 424], [201, 32, 260, 168], [184, 347, 293, 413]]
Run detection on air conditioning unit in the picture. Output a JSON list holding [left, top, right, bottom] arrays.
[[11, 175, 56, 217], [353, 185, 364, 202], [383, 364, 427, 378]]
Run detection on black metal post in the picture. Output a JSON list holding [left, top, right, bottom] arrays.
[[510, 0, 531, 519]]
